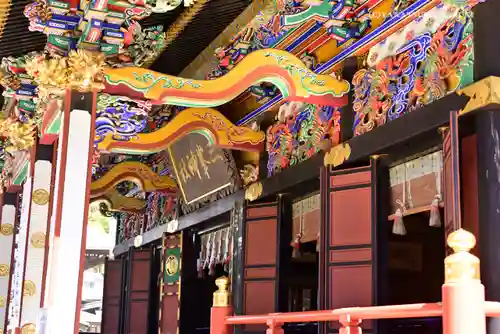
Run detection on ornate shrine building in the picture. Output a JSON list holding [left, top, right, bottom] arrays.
[[0, 0, 499, 333]]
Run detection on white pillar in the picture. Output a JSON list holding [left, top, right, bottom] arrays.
[[8, 175, 32, 330], [20, 143, 55, 333], [48, 91, 96, 334], [0, 193, 18, 334]]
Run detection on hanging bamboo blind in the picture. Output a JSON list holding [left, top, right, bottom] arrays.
[[389, 151, 443, 217], [292, 193, 320, 243]]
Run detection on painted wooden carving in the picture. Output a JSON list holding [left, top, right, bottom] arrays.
[[353, 10, 473, 136], [98, 107, 266, 154], [92, 188, 147, 213], [320, 162, 387, 333], [103, 49, 350, 108], [90, 161, 177, 199]]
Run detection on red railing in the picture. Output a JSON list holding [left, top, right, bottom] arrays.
[[210, 229, 499, 334]]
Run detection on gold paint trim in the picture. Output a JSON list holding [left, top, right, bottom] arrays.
[[458, 76, 500, 115], [0, 0, 12, 40]]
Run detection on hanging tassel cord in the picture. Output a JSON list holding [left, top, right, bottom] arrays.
[[291, 201, 304, 258], [392, 166, 409, 236], [392, 199, 407, 236], [316, 232, 320, 253], [430, 161, 442, 227]]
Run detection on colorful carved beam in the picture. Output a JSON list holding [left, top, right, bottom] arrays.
[[90, 161, 177, 198], [98, 107, 266, 154], [91, 189, 147, 213], [103, 49, 350, 107]]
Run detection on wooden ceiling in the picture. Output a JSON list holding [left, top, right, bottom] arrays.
[[0, 0, 252, 75]]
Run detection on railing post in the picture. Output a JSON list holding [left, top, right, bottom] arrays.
[[442, 229, 486, 334], [266, 318, 284, 334], [339, 314, 362, 334], [211, 276, 233, 334]]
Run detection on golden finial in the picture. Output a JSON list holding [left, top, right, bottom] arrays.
[[447, 228, 476, 253], [213, 276, 231, 307], [444, 229, 480, 283]]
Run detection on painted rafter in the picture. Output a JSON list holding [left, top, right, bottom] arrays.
[[103, 48, 350, 108], [90, 161, 177, 199], [97, 107, 266, 154]]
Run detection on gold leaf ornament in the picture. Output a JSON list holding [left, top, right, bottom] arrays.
[[0, 264, 9, 277], [30, 232, 46, 248], [323, 143, 352, 167], [21, 323, 36, 334], [32, 189, 50, 205], [23, 280, 36, 297], [245, 182, 263, 202], [0, 223, 13, 236]]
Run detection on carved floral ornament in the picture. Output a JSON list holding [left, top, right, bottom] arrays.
[[26, 50, 106, 94]]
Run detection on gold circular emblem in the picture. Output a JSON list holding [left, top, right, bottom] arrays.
[[23, 280, 36, 297], [0, 296, 5, 308], [165, 255, 179, 276], [21, 323, 36, 334], [32, 189, 49, 206], [0, 223, 13, 236], [30, 232, 46, 249], [0, 264, 9, 277]]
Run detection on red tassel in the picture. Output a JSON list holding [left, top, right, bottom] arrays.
[[429, 196, 442, 227]]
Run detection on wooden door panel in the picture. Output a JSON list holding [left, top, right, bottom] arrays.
[[127, 248, 152, 334], [321, 162, 387, 334], [243, 202, 278, 317], [101, 258, 125, 334]]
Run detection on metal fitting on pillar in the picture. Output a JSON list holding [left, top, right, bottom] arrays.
[[444, 228, 480, 282], [213, 276, 231, 307], [211, 276, 233, 334], [442, 229, 486, 334]]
